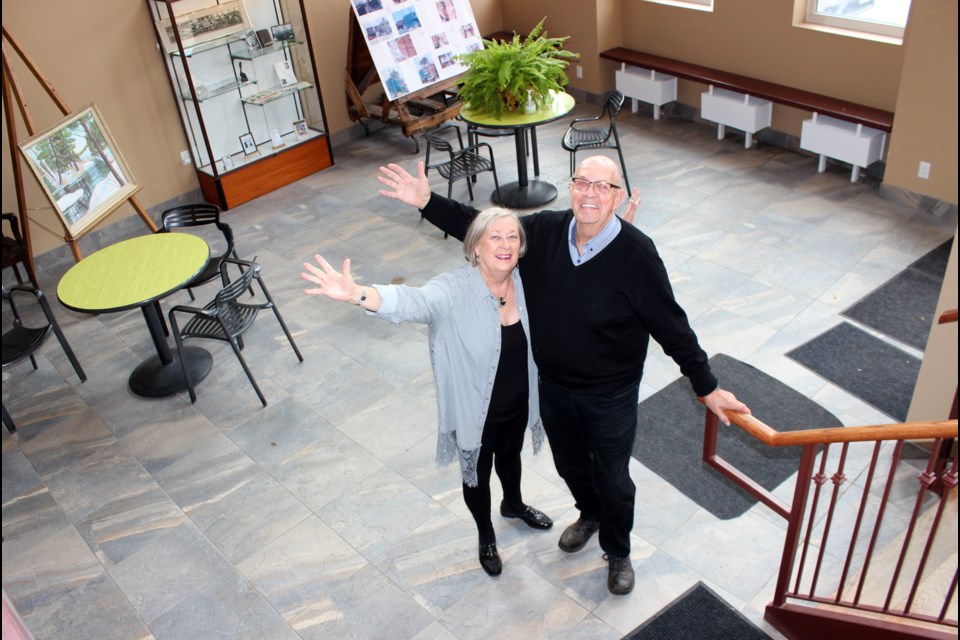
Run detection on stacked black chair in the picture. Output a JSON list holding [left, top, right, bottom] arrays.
[[2, 284, 86, 433], [159, 203, 246, 300], [561, 90, 631, 193], [168, 258, 302, 406], [424, 124, 502, 203]]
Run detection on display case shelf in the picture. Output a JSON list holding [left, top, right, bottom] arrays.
[[241, 81, 313, 106]]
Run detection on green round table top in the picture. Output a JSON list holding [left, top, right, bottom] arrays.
[[58, 233, 210, 314], [460, 91, 576, 128]]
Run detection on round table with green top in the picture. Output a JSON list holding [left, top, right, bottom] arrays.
[[459, 91, 576, 208], [58, 233, 212, 397]]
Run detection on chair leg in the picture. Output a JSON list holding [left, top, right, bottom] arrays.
[[169, 314, 197, 403], [2, 402, 16, 434], [269, 305, 304, 363], [228, 338, 267, 406], [49, 320, 87, 382], [256, 278, 304, 363]]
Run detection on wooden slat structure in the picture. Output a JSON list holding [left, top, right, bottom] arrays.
[[345, 11, 464, 149]]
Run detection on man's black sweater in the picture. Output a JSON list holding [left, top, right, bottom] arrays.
[[420, 194, 717, 397]]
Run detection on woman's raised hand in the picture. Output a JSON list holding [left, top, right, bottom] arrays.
[[622, 187, 641, 225], [301, 255, 357, 303], [378, 161, 431, 210]]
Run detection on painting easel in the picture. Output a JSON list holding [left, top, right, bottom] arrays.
[[344, 10, 464, 153], [2, 25, 156, 267]]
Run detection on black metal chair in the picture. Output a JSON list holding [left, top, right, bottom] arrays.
[[159, 203, 246, 301], [561, 90, 631, 193], [2, 212, 34, 286], [424, 124, 502, 203], [2, 284, 86, 433], [168, 258, 302, 406]]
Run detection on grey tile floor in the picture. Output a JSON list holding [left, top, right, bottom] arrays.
[[3, 101, 956, 640]]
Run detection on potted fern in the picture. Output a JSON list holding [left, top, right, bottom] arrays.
[[456, 19, 579, 119]]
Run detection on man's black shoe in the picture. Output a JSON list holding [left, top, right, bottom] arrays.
[[558, 516, 600, 553], [604, 554, 635, 595], [479, 543, 502, 576], [500, 502, 554, 530]]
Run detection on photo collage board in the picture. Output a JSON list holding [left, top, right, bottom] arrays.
[[350, 0, 482, 101]]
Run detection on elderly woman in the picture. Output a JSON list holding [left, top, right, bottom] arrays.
[[302, 207, 552, 577]]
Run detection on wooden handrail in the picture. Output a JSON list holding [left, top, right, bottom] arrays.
[[719, 410, 957, 447], [939, 308, 957, 324]]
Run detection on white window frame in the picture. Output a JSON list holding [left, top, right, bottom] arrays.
[[802, 0, 910, 41], [643, 0, 713, 12]]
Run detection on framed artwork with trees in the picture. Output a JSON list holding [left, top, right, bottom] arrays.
[[18, 103, 140, 239]]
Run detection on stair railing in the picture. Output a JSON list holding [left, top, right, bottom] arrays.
[[703, 308, 958, 639]]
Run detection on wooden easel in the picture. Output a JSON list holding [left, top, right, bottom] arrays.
[[344, 10, 464, 152], [1, 25, 157, 268]]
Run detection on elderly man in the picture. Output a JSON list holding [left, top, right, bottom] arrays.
[[379, 154, 750, 595]]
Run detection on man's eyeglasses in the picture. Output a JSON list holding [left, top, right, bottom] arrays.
[[571, 177, 621, 195]]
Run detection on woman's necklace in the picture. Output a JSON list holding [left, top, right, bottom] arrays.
[[485, 276, 511, 308]]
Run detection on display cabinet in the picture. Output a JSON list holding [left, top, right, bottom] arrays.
[[147, 0, 333, 209]]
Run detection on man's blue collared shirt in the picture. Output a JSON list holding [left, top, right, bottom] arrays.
[[568, 215, 621, 265]]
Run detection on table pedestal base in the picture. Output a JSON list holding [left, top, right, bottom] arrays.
[[492, 180, 558, 209], [129, 346, 213, 397]]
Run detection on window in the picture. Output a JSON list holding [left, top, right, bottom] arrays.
[[804, 0, 911, 40], [644, 0, 713, 12]]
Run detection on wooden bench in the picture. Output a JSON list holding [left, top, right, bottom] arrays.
[[600, 47, 894, 180]]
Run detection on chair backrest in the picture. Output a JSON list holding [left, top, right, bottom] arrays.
[[605, 90, 625, 121], [214, 260, 260, 336], [161, 203, 235, 255], [425, 124, 464, 162]]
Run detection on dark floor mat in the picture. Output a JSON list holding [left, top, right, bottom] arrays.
[[621, 583, 771, 640], [787, 322, 920, 421], [633, 354, 842, 520], [842, 240, 952, 350]]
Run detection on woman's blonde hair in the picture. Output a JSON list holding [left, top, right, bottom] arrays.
[[463, 207, 527, 266]]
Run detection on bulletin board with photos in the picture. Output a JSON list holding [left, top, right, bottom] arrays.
[[147, 0, 332, 208], [349, 0, 482, 102]]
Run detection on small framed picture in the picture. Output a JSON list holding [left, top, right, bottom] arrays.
[[270, 129, 285, 149], [243, 29, 260, 54], [222, 154, 235, 171], [256, 28, 273, 48], [271, 23, 295, 42], [274, 60, 298, 86], [239, 133, 258, 155], [293, 119, 309, 140]]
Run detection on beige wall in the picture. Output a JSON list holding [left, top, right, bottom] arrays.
[[883, 0, 958, 204], [908, 228, 958, 423]]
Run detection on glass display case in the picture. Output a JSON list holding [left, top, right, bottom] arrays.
[[147, 0, 333, 209]]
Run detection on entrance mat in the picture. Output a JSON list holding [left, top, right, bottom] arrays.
[[842, 239, 952, 350], [787, 322, 920, 422], [633, 354, 842, 520], [621, 583, 771, 640]]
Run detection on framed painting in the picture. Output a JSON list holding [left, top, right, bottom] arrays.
[[18, 104, 140, 239], [156, 0, 251, 53]]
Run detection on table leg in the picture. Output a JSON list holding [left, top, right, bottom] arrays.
[[128, 302, 212, 397], [492, 126, 558, 209]]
